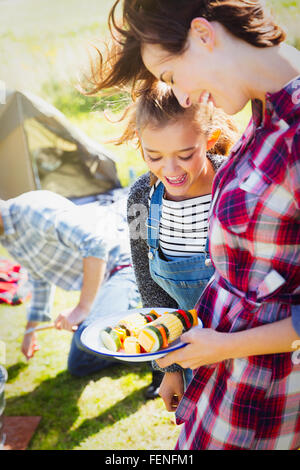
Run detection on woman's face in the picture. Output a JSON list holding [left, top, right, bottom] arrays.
[[140, 119, 211, 201], [141, 22, 249, 115]]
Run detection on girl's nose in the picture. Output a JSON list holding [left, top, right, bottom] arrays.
[[163, 158, 179, 175], [172, 87, 191, 108]]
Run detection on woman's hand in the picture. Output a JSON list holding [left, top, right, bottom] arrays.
[[157, 317, 300, 370], [157, 326, 229, 370], [159, 371, 184, 412]]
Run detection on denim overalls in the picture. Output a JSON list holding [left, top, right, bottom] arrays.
[[147, 182, 215, 386], [147, 182, 215, 310]]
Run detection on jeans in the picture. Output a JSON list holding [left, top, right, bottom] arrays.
[[68, 267, 141, 377]]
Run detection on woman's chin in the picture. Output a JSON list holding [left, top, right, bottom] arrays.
[[217, 96, 248, 116]]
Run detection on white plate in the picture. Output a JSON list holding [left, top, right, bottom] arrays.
[[80, 307, 202, 362]]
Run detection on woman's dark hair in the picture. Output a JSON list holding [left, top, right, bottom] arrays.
[[86, 0, 286, 96]]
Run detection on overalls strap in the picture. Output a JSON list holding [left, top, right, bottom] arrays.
[[146, 182, 164, 256]]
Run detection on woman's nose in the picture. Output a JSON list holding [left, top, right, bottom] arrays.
[[172, 87, 191, 108]]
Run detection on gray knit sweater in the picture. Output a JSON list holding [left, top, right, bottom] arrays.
[[127, 154, 226, 372]]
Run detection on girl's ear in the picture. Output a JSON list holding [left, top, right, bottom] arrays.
[[190, 18, 215, 51], [206, 129, 221, 150]]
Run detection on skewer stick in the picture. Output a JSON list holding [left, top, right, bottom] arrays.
[[24, 323, 55, 335]]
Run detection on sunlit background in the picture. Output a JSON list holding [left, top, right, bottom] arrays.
[[1, 0, 299, 186], [0, 0, 299, 451]]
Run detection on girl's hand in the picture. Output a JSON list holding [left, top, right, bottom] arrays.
[[159, 371, 184, 412], [157, 326, 229, 370]]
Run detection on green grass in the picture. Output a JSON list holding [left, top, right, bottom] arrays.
[[0, 248, 180, 450], [2, 304, 180, 450]]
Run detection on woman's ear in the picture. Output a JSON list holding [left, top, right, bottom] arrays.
[[190, 18, 215, 51], [206, 129, 221, 150]]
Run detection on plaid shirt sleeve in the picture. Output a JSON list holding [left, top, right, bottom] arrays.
[[26, 274, 56, 322], [289, 130, 300, 336], [53, 208, 109, 261]]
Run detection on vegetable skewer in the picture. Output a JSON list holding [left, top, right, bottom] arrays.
[[137, 309, 198, 353]]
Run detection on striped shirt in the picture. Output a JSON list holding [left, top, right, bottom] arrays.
[[149, 183, 211, 259]]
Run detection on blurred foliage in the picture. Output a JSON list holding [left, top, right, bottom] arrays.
[[1, 0, 298, 115], [41, 80, 131, 118], [0, 0, 297, 185]]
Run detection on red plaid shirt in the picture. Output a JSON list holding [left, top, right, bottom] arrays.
[[175, 76, 300, 450]]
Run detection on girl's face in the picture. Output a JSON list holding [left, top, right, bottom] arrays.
[[140, 119, 212, 201], [141, 21, 249, 115]]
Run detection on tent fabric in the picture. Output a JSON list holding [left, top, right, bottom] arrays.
[[0, 90, 121, 200]]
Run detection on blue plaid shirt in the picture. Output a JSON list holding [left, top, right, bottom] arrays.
[[0, 191, 131, 322]]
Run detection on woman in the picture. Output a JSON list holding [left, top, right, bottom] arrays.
[[124, 83, 237, 401], [88, 0, 300, 450]]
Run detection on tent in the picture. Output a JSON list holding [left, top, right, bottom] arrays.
[[0, 90, 121, 201]]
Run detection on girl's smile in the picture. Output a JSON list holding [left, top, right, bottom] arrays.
[[165, 174, 188, 186]]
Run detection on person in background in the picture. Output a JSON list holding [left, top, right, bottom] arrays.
[[0, 190, 140, 377]]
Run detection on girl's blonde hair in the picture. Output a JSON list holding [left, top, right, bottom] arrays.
[[116, 82, 239, 184]]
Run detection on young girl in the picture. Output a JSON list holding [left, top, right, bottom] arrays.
[[123, 83, 238, 402], [86, 0, 300, 450]]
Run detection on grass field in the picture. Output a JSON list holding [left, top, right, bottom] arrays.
[[1, 247, 181, 450], [0, 0, 299, 451]]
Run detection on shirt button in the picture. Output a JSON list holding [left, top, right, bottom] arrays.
[[148, 251, 154, 260], [205, 258, 212, 267]]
